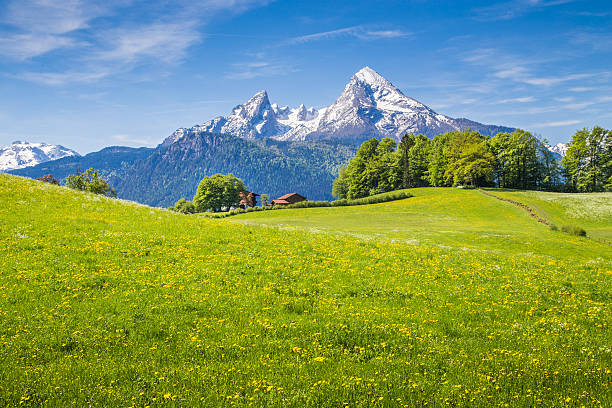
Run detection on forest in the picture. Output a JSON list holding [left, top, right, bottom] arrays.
[[332, 127, 612, 199]]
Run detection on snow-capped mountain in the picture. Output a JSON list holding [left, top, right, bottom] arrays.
[[0, 141, 79, 171], [162, 67, 513, 146], [548, 142, 568, 157]]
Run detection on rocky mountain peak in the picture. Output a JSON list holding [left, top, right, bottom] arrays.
[[162, 66, 514, 144], [0, 141, 79, 171], [353, 66, 395, 89]]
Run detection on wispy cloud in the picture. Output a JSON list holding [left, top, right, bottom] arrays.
[[16, 70, 113, 86], [282, 26, 410, 46], [226, 60, 297, 80], [569, 31, 612, 51], [568, 87, 594, 92], [530, 119, 581, 128], [0, 33, 81, 60], [0, 0, 112, 60], [492, 64, 599, 86], [473, 0, 579, 21], [91, 22, 201, 64], [1, 0, 273, 84], [495, 96, 536, 104]]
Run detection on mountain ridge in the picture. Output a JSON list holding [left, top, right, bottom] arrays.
[[0, 141, 79, 171], [163, 67, 515, 146]]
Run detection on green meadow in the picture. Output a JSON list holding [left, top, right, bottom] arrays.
[[1, 174, 610, 407]]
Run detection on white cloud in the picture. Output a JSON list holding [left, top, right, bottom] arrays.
[[282, 26, 410, 45], [0, 0, 112, 60], [495, 96, 536, 104], [493, 65, 599, 86], [2, 0, 273, 84], [17, 70, 112, 86], [473, 0, 579, 21], [531, 120, 581, 127], [92, 22, 201, 64], [0, 33, 81, 60], [226, 60, 297, 80]]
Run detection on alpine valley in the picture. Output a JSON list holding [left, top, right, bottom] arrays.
[[10, 67, 515, 206]]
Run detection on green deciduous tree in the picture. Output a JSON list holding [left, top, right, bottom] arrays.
[[398, 134, 430, 188], [193, 173, 247, 212], [427, 132, 452, 187], [490, 130, 541, 189], [333, 138, 401, 199], [66, 168, 116, 197], [562, 127, 611, 192], [445, 140, 495, 187]]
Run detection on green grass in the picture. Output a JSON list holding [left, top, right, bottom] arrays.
[[490, 190, 612, 243], [0, 174, 610, 407], [234, 187, 610, 259]]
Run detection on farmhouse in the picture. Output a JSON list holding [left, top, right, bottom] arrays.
[[270, 192, 307, 205], [239, 191, 260, 208]]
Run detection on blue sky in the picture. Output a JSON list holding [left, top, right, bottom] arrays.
[[0, 0, 610, 153]]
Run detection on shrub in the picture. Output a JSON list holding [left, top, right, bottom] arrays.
[[169, 199, 195, 214], [560, 225, 587, 237], [36, 174, 59, 185]]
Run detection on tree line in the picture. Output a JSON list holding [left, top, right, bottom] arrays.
[[333, 127, 612, 199]]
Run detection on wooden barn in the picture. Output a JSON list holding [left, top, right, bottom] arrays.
[[270, 192, 307, 206], [239, 192, 260, 208]]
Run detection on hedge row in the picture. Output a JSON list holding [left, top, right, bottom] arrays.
[[200, 190, 413, 218]]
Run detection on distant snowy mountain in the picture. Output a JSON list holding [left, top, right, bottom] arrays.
[[548, 142, 568, 158], [0, 141, 79, 171], [162, 66, 513, 146]]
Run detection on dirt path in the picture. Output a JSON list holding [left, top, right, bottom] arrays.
[[478, 189, 553, 226]]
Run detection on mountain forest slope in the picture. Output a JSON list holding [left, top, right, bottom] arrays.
[[10, 134, 358, 206], [120, 132, 357, 206], [1, 174, 610, 407]]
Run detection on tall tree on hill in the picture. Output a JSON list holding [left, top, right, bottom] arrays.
[[427, 132, 452, 187], [193, 173, 247, 212], [407, 134, 431, 187], [490, 130, 541, 190], [443, 129, 492, 186], [562, 127, 611, 192], [398, 134, 416, 187], [445, 140, 495, 187], [398, 134, 430, 188]]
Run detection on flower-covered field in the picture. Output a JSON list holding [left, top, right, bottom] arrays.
[[0, 174, 610, 407]]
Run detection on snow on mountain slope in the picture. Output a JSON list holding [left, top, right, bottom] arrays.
[[549, 142, 568, 157], [0, 141, 80, 171], [162, 66, 514, 146]]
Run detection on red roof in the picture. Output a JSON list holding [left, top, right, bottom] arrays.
[[271, 199, 290, 204], [276, 192, 305, 200]]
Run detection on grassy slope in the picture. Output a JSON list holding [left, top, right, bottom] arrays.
[[1, 174, 610, 407], [234, 187, 610, 259], [490, 190, 612, 243]]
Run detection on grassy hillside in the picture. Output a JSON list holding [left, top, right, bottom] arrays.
[[1, 174, 610, 407], [491, 190, 612, 243], [234, 187, 611, 259]]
